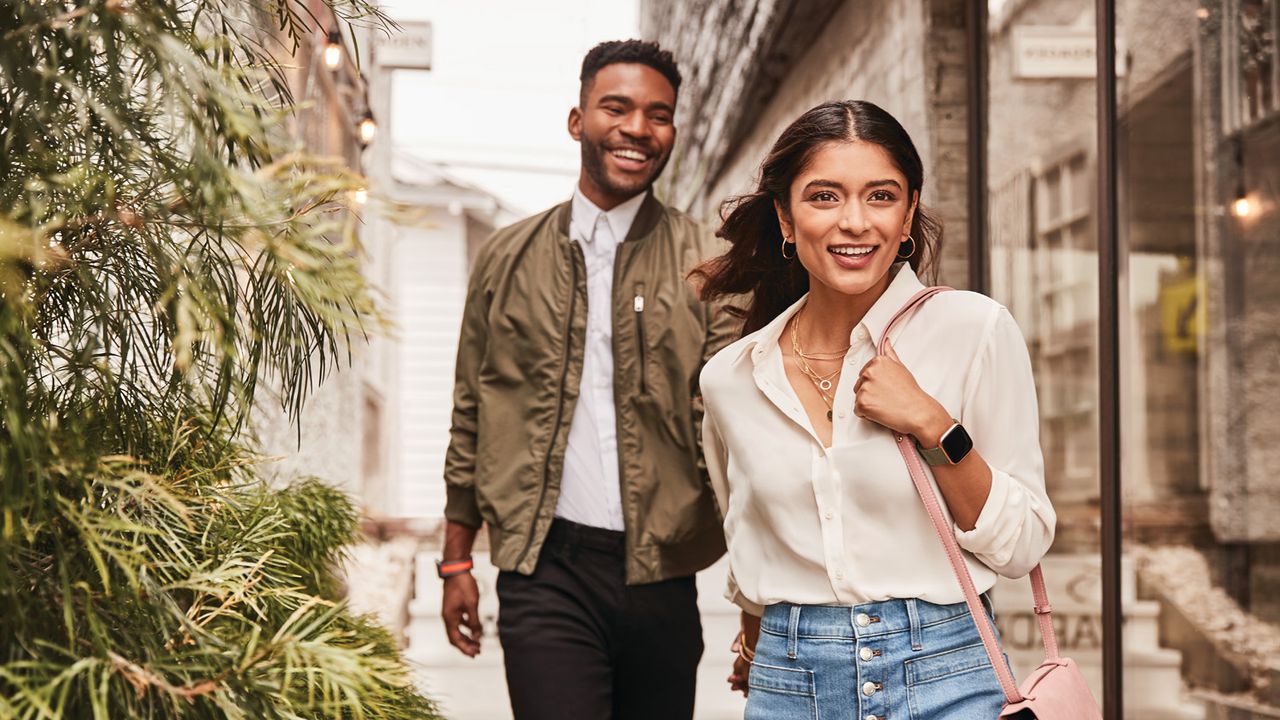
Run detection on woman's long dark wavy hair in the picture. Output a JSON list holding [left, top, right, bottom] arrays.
[[692, 100, 943, 335]]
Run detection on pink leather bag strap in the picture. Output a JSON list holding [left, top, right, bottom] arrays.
[[877, 287, 1061, 705]]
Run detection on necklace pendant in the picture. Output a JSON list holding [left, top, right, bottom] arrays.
[[819, 379, 833, 391], [826, 409, 833, 421]]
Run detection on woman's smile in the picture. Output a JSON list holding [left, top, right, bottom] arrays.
[[827, 243, 880, 270]]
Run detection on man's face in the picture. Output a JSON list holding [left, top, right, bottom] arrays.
[[569, 63, 676, 208]]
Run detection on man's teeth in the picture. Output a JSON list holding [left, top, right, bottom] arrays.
[[612, 149, 648, 161], [830, 246, 875, 256]]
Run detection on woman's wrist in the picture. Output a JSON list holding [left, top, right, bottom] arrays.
[[736, 630, 756, 662], [911, 402, 954, 446]]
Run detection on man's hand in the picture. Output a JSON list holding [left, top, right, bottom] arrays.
[[441, 573, 483, 657]]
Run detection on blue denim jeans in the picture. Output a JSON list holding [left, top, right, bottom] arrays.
[[745, 598, 1006, 720]]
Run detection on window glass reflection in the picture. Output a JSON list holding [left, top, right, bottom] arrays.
[[1119, 0, 1280, 715]]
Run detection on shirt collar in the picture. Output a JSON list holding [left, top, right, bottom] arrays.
[[571, 186, 648, 243], [728, 263, 926, 367], [858, 262, 927, 348]]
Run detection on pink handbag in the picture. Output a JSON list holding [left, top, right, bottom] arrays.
[[879, 287, 1102, 720]]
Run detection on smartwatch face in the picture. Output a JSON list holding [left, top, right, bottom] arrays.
[[940, 424, 974, 464]]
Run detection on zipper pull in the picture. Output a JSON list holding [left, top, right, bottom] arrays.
[[634, 295, 645, 313]]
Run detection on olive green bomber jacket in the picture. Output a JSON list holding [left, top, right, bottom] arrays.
[[443, 192, 739, 584]]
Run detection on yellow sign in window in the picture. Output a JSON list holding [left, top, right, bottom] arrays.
[[1160, 276, 1204, 356]]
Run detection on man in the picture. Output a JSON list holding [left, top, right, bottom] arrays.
[[439, 40, 736, 720]]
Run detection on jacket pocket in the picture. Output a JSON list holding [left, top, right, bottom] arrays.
[[633, 282, 648, 395]]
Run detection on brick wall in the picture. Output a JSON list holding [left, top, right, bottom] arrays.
[[644, 0, 976, 288]]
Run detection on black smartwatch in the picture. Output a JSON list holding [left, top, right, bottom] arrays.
[[916, 421, 973, 466]]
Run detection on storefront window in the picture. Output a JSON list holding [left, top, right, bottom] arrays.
[[985, 0, 1105, 700], [1119, 0, 1280, 714]]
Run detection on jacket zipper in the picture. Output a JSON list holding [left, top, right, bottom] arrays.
[[515, 240, 582, 570], [634, 282, 648, 395]]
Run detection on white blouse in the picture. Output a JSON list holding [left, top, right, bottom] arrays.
[[700, 265, 1056, 615]]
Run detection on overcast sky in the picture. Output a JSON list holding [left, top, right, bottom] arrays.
[[382, 0, 640, 214]]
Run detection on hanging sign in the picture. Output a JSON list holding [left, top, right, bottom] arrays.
[[374, 21, 432, 70], [1012, 26, 1127, 78]]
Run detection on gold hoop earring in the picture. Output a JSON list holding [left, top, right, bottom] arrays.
[[781, 236, 796, 260], [897, 235, 916, 260]]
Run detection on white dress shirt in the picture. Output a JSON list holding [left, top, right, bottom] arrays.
[[700, 264, 1056, 614], [554, 188, 647, 531]]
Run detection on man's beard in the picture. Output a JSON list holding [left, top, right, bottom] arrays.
[[580, 134, 670, 200]]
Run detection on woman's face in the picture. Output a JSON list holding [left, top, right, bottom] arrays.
[[776, 140, 918, 298]]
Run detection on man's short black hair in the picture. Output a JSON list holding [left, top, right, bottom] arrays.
[[579, 40, 682, 105]]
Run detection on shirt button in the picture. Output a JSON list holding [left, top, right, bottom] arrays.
[[859, 647, 875, 661], [834, 570, 844, 580], [855, 613, 871, 627], [862, 681, 879, 696], [824, 511, 833, 520]]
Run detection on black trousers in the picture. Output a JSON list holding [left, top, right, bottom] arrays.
[[496, 519, 704, 720]]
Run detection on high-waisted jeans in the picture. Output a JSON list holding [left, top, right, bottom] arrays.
[[745, 598, 1006, 720]]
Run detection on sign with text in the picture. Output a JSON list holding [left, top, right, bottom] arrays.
[[374, 21, 432, 70], [1012, 26, 1126, 78]]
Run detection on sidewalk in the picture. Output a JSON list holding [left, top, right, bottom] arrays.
[[407, 556, 747, 719]]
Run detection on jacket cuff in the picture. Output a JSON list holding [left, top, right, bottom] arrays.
[[444, 484, 483, 529]]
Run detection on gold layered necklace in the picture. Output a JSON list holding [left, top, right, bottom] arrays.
[[789, 306, 850, 421]]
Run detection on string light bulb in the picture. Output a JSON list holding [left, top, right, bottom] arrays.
[[1230, 138, 1251, 218], [323, 30, 342, 70], [1232, 193, 1252, 218], [358, 110, 377, 145]]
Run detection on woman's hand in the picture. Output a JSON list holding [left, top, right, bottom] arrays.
[[853, 340, 953, 445], [727, 651, 750, 696], [728, 611, 760, 696]]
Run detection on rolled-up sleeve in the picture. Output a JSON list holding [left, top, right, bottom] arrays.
[[953, 308, 1056, 578]]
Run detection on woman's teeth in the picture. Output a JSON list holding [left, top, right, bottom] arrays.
[[829, 246, 875, 256]]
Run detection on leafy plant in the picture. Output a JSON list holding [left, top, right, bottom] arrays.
[[0, 1, 438, 717]]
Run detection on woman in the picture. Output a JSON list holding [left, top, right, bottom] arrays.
[[696, 100, 1055, 720]]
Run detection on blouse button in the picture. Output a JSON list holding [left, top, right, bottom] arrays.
[[824, 511, 833, 520]]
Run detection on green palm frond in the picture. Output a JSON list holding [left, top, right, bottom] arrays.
[[1, 1, 436, 717]]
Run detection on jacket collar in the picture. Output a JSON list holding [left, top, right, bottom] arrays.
[[729, 263, 926, 367], [570, 187, 647, 243], [554, 190, 663, 243]]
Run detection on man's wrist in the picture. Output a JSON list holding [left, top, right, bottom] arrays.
[[436, 557, 474, 579]]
